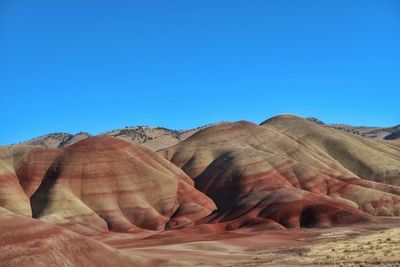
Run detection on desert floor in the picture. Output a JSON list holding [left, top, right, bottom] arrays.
[[96, 218, 400, 266]]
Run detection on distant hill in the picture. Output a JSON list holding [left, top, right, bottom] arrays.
[[306, 117, 400, 141], [17, 123, 222, 151], [14, 118, 399, 151], [101, 124, 220, 151], [21, 132, 91, 148]]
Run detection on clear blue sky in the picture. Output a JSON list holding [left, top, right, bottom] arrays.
[[1, 0, 399, 145]]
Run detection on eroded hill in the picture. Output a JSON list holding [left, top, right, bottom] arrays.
[[159, 115, 400, 229]]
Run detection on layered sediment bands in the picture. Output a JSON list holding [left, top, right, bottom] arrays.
[[0, 146, 34, 216], [0, 208, 148, 267], [262, 115, 400, 185], [0, 136, 215, 234], [16, 147, 61, 197], [29, 136, 215, 232], [160, 116, 400, 229]]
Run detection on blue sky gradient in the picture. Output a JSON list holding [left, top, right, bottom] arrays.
[[1, 0, 399, 145]]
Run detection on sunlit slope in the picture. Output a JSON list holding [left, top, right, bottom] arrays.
[[262, 115, 400, 185]]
